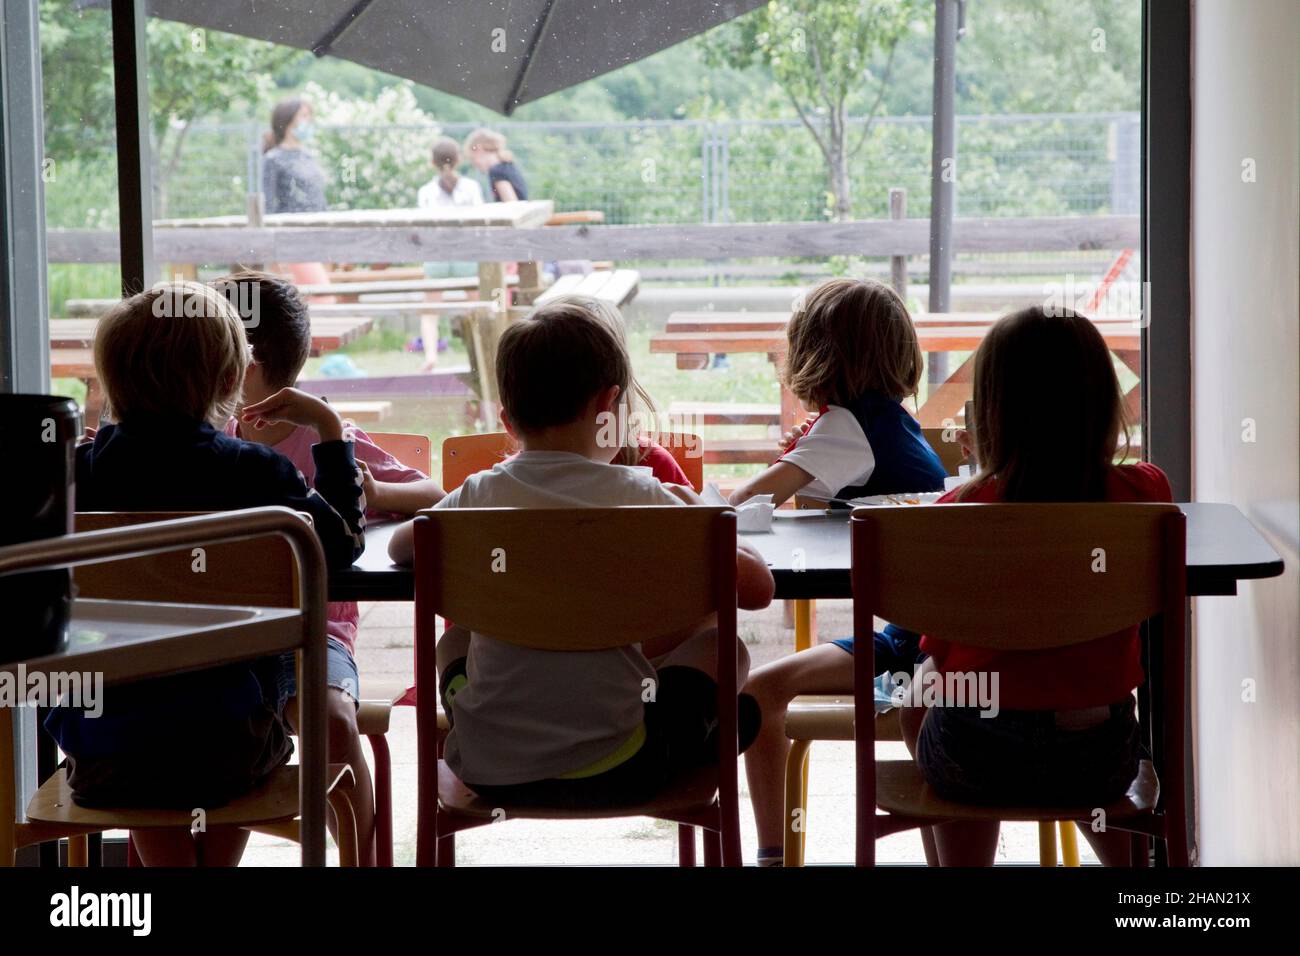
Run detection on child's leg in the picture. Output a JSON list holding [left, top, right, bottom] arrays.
[[285, 687, 376, 867], [902, 660, 999, 866], [420, 314, 440, 370], [741, 643, 853, 855], [131, 826, 249, 866], [283, 639, 376, 866]]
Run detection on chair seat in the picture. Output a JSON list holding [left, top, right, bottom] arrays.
[[26, 763, 353, 830], [874, 758, 1159, 823], [785, 696, 902, 742], [356, 678, 448, 735], [437, 760, 720, 821]]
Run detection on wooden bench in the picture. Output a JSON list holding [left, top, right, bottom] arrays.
[[534, 269, 640, 308], [50, 316, 374, 353], [668, 400, 781, 427], [330, 401, 392, 424]]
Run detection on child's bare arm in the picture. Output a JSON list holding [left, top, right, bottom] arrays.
[[736, 539, 775, 610], [729, 460, 814, 508], [387, 519, 415, 566], [360, 463, 445, 515]]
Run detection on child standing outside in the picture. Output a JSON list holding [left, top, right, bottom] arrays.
[[47, 281, 365, 866], [216, 272, 444, 865], [416, 137, 485, 370], [388, 301, 774, 808], [731, 277, 947, 865]]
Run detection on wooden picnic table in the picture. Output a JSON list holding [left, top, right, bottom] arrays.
[[51, 315, 374, 422], [49, 315, 373, 352], [652, 312, 1143, 431]]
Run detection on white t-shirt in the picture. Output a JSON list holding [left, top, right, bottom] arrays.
[[417, 175, 484, 208], [779, 405, 876, 498], [437, 450, 683, 785]]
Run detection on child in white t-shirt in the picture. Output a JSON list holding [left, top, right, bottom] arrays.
[[416, 136, 486, 370], [388, 300, 774, 807]]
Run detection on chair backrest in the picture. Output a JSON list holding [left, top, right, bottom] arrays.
[[442, 430, 706, 493], [849, 502, 1187, 865], [74, 512, 299, 608], [441, 432, 514, 492], [414, 507, 735, 650], [367, 431, 433, 475], [920, 427, 966, 477], [852, 503, 1183, 648]]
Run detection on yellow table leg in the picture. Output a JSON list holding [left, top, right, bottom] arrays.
[[1059, 820, 1080, 867], [794, 599, 816, 651], [1037, 821, 1057, 867]]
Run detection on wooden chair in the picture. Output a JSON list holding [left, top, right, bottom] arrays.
[[412, 507, 743, 866], [844, 503, 1187, 867], [443, 431, 705, 493], [366, 431, 433, 475], [441, 432, 515, 492], [4, 514, 359, 867], [73, 510, 401, 866]]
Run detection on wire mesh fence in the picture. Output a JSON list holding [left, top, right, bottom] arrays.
[[143, 111, 1139, 226]]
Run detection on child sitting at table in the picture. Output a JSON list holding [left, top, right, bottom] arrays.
[[730, 277, 946, 864], [45, 281, 366, 866], [898, 305, 1171, 866], [387, 300, 775, 807], [215, 271, 444, 865], [564, 294, 693, 485]]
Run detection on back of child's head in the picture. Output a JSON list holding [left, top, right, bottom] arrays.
[[211, 271, 310, 389], [496, 299, 630, 435], [962, 306, 1128, 503], [551, 295, 660, 461], [432, 136, 461, 170], [94, 281, 248, 427], [465, 127, 513, 163], [783, 277, 922, 407]]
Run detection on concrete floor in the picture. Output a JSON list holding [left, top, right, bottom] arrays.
[[240, 598, 1098, 866]]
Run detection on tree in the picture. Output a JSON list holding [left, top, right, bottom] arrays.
[[702, 0, 926, 220], [39, 1, 298, 211]]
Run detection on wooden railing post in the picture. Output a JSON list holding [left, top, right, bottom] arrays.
[[889, 187, 908, 301]]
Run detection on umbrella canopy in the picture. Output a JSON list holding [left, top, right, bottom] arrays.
[[136, 0, 766, 115]]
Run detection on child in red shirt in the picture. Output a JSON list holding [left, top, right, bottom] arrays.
[[900, 305, 1172, 866]]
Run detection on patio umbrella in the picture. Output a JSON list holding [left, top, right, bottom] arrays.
[[132, 0, 767, 115]]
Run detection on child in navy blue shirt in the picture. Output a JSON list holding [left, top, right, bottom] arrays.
[[45, 281, 365, 866], [730, 277, 945, 864]]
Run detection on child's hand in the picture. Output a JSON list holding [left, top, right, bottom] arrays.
[[955, 429, 974, 461], [663, 483, 704, 505], [241, 387, 343, 442], [358, 460, 379, 507], [77, 426, 97, 446], [776, 417, 813, 451]]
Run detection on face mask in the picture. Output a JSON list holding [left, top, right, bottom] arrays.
[[295, 121, 315, 142]]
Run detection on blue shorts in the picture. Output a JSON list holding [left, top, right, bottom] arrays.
[[831, 624, 924, 676], [276, 638, 360, 709]]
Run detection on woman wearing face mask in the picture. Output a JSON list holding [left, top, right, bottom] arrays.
[[261, 98, 334, 294]]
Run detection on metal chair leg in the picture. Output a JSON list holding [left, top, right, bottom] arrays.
[[783, 739, 813, 866]]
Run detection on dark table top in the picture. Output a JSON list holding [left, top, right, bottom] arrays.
[[330, 502, 1284, 603]]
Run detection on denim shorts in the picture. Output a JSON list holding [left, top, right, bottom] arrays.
[[275, 637, 360, 709], [831, 624, 925, 677], [915, 698, 1141, 806]]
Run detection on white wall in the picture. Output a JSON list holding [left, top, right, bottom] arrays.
[[1191, 0, 1300, 864]]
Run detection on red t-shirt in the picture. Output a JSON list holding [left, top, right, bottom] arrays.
[[919, 462, 1173, 710], [637, 441, 690, 486]]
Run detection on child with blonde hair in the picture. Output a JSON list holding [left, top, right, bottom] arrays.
[[46, 281, 365, 866], [732, 277, 947, 865]]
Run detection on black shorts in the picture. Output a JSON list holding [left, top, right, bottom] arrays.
[[915, 698, 1141, 807], [465, 666, 761, 811]]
